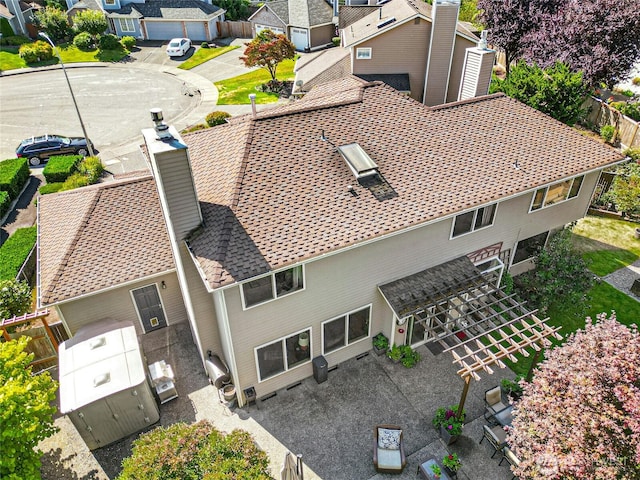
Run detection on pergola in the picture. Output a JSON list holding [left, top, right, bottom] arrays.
[[379, 255, 562, 417]]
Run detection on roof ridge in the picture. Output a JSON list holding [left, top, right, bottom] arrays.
[[427, 92, 506, 111]]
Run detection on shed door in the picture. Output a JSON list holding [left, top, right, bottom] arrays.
[[290, 27, 308, 51], [131, 284, 167, 332], [145, 21, 184, 40]]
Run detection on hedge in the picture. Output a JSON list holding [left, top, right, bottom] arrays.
[[0, 226, 37, 281], [42, 155, 82, 183], [0, 158, 29, 200], [0, 191, 9, 218], [39, 183, 65, 195]]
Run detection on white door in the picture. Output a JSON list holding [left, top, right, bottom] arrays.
[[185, 22, 207, 41], [290, 27, 308, 51], [145, 21, 184, 40]]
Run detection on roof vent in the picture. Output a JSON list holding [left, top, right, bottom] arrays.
[[337, 143, 378, 179], [377, 17, 396, 28], [150, 108, 173, 140], [478, 30, 488, 50]]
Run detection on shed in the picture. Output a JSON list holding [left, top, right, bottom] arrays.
[[59, 319, 160, 450]]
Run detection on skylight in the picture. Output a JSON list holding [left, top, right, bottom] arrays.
[[337, 143, 378, 178]]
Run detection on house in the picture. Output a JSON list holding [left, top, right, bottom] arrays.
[[294, 0, 496, 106], [0, 0, 39, 37], [64, 0, 225, 41], [248, 0, 335, 51], [38, 76, 624, 406]]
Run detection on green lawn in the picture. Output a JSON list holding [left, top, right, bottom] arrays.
[[0, 47, 26, 69], [0, 44, 129, 71], [178, 45, 239, 70], [215, 58, 297, 105]]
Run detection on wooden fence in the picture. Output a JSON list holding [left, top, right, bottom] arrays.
[[583, 96, 640, 148], [216, 21, 252, 39]]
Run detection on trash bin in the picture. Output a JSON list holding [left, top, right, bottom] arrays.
[[312, 355, 328, 383]]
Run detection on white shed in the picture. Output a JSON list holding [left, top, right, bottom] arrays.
[[59, 319, 160, 450]]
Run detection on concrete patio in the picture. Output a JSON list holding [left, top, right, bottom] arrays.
[[41, 321, 518, 479]]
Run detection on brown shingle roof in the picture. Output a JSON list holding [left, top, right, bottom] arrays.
[[38, 176, 175, 305], [184, 79, 623, 289]]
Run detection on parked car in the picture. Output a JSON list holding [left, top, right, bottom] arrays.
[[16, 135, 92, 166], [166, 38, 191, 57]]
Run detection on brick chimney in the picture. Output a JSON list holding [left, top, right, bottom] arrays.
[[458, 31, 496, 101]]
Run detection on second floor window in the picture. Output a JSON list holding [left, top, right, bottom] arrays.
[[451, 203, 497, 238], [530, 176, 583, 211], [242, 265, 304, 308]]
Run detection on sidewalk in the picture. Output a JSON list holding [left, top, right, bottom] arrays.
[[603, 257, 640, 301]]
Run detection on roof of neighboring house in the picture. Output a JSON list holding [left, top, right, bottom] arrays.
[[38, 175, 175, 305], [109, 0, 223, 20], [181, 76, 623, 289], [342, 0, 477, 48], [68, 0, 101, 12], [249, 0, 334, 28], [0, 3, 13, 18], [338, 5, 378, 30], [0, 0, 34, 17], [292, 47, 350, 93]]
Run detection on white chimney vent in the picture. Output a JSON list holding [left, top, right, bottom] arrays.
[[150, 108, 173, 140]]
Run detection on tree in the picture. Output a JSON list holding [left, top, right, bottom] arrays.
[[117, 420, 273, 480], [0, 337, 58, 479], [35, 6, 71, 42], [215, 0, 250, 21], [0, 279, 32, 320], [515, 226, 594, 314], [508, 313, 640, 479], [490, 60, 587, 125], [609, 161, 640, 217], [72, 10, 108, 41], [241, 30, 295, 81]]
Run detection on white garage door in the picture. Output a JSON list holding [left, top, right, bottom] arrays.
[[290, 27, 308, 51], [146, 22, 184, 40], [185, 22, 207, 41], [255, 24, 284, 36]]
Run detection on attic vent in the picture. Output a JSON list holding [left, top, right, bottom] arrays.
[[377, 17, 396, 28], [337, 143, 378, 179]]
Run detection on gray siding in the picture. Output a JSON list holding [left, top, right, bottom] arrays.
[[59, 272, 187, 336], [220, 171, 600, 398], [251, 8, 286, 36]]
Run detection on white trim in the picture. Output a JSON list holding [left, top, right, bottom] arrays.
[[450, 202, 498, 239], [129, 282, 169, 333], [528, 175, 585, 212], [118, 17, 135, 32], [355, 47, 371, 59], [254, 327, 313, 382], [321, 304, 372, 355], [240, 264, 305, 310]]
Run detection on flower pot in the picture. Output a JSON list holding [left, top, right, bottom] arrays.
[[373, 344, 386, 356], [443, 465, 458, 479], [439, 426, 460, 445]]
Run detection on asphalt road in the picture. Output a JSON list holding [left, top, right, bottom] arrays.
[[0, 65, 197, 162]]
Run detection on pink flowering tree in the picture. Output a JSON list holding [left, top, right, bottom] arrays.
[[507, 312, 640, 479]]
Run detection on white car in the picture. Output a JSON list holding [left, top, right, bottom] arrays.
[[166, 38, 191, 57]]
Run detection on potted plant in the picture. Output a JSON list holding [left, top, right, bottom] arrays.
[[432, 405, 465, 445], [387, 344, 403, 363], [501, 376, 524, 403], [372, 332, 389, 355], [430, 463, 442, 479], [400, 345, 420, 368], [442, 453, 461, 478]]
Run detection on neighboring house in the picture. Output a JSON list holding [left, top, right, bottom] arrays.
[[38, 76, 624, 406], [248, 0, 335, 51], [0, 0, 39, 37], [65, 0, 225, 40], [294, 0, 495, 106]]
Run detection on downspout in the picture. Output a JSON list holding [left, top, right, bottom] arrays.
[[212, 290, 244, 406]]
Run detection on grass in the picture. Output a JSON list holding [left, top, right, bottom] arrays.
[[178, 45, 239, 70], [215, 58, 296, 105], [0, 46, 26, 69], [0, 44, 129, 71]]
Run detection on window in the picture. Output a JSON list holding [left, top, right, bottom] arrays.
[[242, 265, 304, 308], [356, 47, 372, 59], [105, 0, 116, 5], [322, 306, 371, 354], [119, 18, 135, 32], [512, 231, 548, 264], [255, 328, 311, 381], [530, 176, 584, 211], [451, 203, 497, 238], [475, 256, 504, 287]]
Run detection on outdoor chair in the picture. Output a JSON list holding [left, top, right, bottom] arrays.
[[484, 386, 508, 423], [479, 424, 507, 458], [499, 446, 521, 480], [373, 424, 406, 474]]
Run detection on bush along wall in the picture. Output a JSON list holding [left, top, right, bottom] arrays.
[[0, 191, 9, 218], [42, 155, 82, 183], [0, 226, 37, 281], [0, 158, 29, 200]]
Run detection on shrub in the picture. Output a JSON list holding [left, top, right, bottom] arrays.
[[120, 36, 136, 50], [73, 31, 94, 50], [0, 227, 37, 281], [2, 35, 30, 46], [39, 183, 65, 195], [42, 155, 82, 183], [61, 172, 89, 190], [0, 279, 31, 318], [181, 123, 209, 133], [0, 191, 9, 218], [18, 40, 53, 64], [0, 17, 14, 38], [0, 158, 29, 200], [331, 36, 340, 47], [78, 156, 104, 184], [117, 421, 271, 480], [205, 110, 231, 127], [201, 41, 209, 48], [633, 77, 640, 86], [599, 124, 616, 143], [98, 33, 119, 50], [623, 146, 640, 162]]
